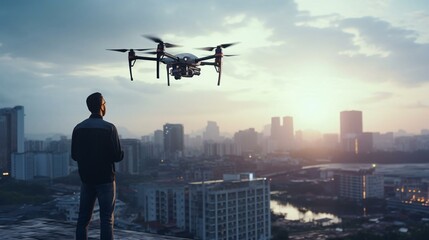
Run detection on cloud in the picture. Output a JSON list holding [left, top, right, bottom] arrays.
[[357, 91, 394, 104], [404, 101, 429, 109], [2, 0, 429, 135], [337, 17, 429, 85]]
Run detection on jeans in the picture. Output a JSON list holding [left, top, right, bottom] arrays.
[[76, 181, 116, 240]]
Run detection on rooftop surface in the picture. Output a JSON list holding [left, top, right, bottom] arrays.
[[0, 218, 188, 240]]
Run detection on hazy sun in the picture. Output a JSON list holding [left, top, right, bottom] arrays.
[[278, 65, 347, 133]]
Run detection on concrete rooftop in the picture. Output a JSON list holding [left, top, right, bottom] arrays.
[[0, 218, 188, 240]]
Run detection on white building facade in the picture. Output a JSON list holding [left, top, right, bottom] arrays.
[[334, 168, 384, 201], [188, 173, 271, 240], [137, 182, 188, 229], [11, 152, 69, 180]]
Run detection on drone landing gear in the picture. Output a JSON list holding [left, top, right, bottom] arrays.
[[166, 65, 170, 86], [128, 50, 137, 81], [128, 59, 135, 81], [215, 64, 221, 86]]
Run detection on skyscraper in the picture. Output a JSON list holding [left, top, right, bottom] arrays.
[[270, 117, 281, 142], [163, 123, 184, 160], [282, 116, 294, 150], [154, 129, 164, 147], [0, 106, 24, 175], [270, 116, 294, 152], [203, 121, 220, 142], [118, 139, 141, 175], [234, 128, 258, 155], [340, 110, 363, 152]]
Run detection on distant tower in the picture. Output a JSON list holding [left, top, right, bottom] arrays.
[[270, 117, 281, 141], [154, 130, 164, 147], [163, 123, 184, 160], [270, 117, 281, 152], [0, 106, 24, 176], [118, 139, 141, 175], [203, 121, 220, 142], [282, 116, 294, 150], [340, 110, 363, 152], [271, 116, 294, 152], [234, 128, 258, 155]]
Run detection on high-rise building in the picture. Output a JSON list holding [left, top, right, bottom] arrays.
[[45, 136, 70, 153], [188, 173, 271, 240], [270, 116, 294, 152], [154, 130, 164, 147], [153, 129, 164, 159], [117, 139, 141, 175], [25, 140, 45, 152], [282, 116, 294, 150], [163, 123, 184, 160], [203, 121, 220, 142], [11, 152, 34, 180], [137, 182, 188, 229], [270, 117, 281, 143], [11, 152, 69, 180], [234, 128, 258, 155], [0, 106, 24, 176], [340, 110, 363, 152]]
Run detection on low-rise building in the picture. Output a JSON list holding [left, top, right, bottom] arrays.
[[334, 168, 384, 201]]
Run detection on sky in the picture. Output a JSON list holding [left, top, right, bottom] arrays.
[[1, 0, 429, 139]]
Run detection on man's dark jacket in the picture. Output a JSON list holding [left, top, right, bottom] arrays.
[[71, 114, 123, 184]]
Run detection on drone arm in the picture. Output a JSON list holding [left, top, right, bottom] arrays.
[[200, 61, 216, 66], [134, 55, 158, 61], [196, 55, 216, 62]]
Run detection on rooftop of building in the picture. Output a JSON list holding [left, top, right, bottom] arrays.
[[0, 218, 189, 240], [189, 173, 267, 186], [333, 167, 377, 175], [189, 177, 267, 185]]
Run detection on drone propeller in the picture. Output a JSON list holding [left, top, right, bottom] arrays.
[[142, 35, 181, 48], [143, 35, 182, 79], [106, 48, 153, 53], [197, 42, 239, 52]]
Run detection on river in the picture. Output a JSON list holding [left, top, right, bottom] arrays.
[[303, 163, 429, 177], [269, 163, 429, 225]]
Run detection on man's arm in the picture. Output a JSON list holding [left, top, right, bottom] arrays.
[[71, 127, 78, 161], [111, 125, 124, 162]]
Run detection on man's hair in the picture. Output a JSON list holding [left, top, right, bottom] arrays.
[[86, 92, 103, 113]]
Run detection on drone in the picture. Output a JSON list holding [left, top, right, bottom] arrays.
[[107, 35, 238, 86]]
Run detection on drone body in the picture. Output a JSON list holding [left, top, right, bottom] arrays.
[[108, 35, 237, 86]]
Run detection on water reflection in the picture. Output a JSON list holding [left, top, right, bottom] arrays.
[[304, 163, 429, 178], [271, 199, 341, 225]]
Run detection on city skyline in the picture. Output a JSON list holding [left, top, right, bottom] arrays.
[[6, 104, 429, 140], [1, 1, 429, 137]]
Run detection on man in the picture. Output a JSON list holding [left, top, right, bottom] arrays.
[[72, 92, 124, 240]]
